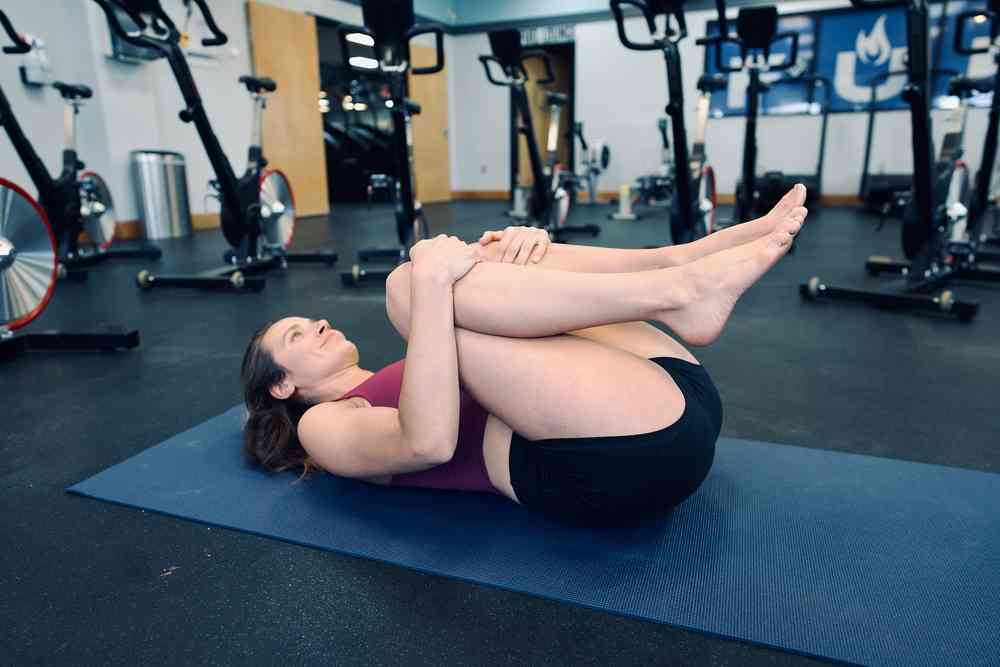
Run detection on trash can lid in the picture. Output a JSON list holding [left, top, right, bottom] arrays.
[[131, 149, 185, 161]]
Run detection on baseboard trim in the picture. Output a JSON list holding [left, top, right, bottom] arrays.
[[192, 213, 220, 231], [451, 190, 508, 201]]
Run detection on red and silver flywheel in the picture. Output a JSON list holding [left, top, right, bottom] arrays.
[[259, 169, 295, 250], [0, 178, 58, 332]]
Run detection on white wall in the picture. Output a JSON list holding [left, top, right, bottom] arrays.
[[448, 0, 993, 197], [448, 32, 510, 191]]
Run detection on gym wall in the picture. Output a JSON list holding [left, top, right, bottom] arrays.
[[447, 0, 992, 201]]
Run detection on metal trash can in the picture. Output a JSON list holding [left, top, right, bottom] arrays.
[[131, 150, 192, 239]]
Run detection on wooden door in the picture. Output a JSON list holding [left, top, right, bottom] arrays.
[[247, 2, 328, 217], [408, 45, 451, 203], [519, 48, 572, 187]]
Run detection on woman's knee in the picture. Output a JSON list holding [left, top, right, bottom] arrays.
[[385, 262, 413, 339]]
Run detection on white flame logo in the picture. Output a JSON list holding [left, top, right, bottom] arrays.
[[856, 15, 892, 66]]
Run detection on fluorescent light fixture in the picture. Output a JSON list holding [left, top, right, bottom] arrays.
[[319, 91, 328, 99], [354, 102, 368, 111], [349, 56, 379, 70], [343, 100, 355, 111], [973, 13, 988, 24], [385, 100, 394, 108], [346, 32, 375, 47]]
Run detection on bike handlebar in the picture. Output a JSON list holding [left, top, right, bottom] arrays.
[[407, 23, 445, 74], [610, 0, 688, 51], [0, 9, 31, 55], [92, 0, 227, 51], [339, 20, 445, 75], [478, 54, 516, 86]]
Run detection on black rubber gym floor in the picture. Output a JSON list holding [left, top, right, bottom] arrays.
[[3, 201, 997, 665]]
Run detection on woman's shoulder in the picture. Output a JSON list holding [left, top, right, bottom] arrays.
[[299, 398, 391, 487], [301, 396, 371, 424]]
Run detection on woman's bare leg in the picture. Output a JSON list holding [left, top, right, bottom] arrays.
[[452, 329, 692, 501], [489, 184, 808, 272], [387, 206, 806, 347], [451, 329, 687, 441]]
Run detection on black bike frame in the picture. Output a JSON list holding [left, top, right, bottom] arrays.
[[93, 0, 247, 250]]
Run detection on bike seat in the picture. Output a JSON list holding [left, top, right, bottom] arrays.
[[737, 6, 778, 51], [948, 75, 994, 97], [52, 82, 93, 100], [697, 73, 727, 93], [546, 92, 568, 107], [239, 75, 277, 93]]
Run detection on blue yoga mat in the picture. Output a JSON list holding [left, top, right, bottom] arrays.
[[69, 406, 1000, 667]]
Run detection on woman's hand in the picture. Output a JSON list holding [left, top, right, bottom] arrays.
[[478, 226, 551, 265], [409, 234, 483, 284]]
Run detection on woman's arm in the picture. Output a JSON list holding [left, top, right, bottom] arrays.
[[396, 264, 461, 462]]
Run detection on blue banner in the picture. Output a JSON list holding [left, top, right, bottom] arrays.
[[705, 15, 817, 116], [703, 0, 994, 116]]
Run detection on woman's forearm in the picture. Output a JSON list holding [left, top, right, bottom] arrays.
[[482, 240, 675, 272], [397, 265, 461, 461]]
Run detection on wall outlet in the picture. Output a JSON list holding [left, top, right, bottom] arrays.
[[480, 164, 487, 174]]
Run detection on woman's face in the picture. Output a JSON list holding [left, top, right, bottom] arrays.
[[262, 317, 358, 399]]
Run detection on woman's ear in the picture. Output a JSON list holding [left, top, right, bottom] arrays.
[[269, 378, 295, 401]]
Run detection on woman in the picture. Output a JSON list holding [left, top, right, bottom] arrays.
[[241, 185, 809, 527]]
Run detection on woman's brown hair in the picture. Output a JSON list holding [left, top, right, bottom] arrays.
[[240, 323, 320, 480]]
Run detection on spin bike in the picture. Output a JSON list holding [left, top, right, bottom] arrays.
[[0, 9, 139, 361], [958, 0, 1000, 263], [630, 117, 675, 213], [337, 0, 444, 287], [94, 0, 336, 292], [480, 29, 601, 241], [699, 1, 800, 226], [0, 16, 160, 278], [212, 75, 296, 272], [753, 74, 831, 214], [568, 121, 610, 206], [802, 0, 1000, 321], [611, 0, 723, 244]]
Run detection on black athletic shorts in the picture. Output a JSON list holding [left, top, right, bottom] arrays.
[[508, 357, 722, 528]]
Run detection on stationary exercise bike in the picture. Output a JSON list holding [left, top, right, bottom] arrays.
[[0, 9, 139, 361], [544, 91, 602, 237], [631, 117, 676, 212], [699, 1, 800, 226], [567, 121, 610, 206], [480, 29, 600, 241], [957, 0, 1000, 264], [753, 74, 831, 214], [802, 0, 1000, 321], [611, 0, 722, 244], [337, 0, 443, 287], [94, 0, 336, 292], [0, 14, 160, 278], [211, 75, 296, 271], [858, 67, 958, 225]]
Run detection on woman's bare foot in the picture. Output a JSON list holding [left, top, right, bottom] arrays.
[[665, 184, 808, 265], [657, 205, 808, 346], [754, 183, 808, 235]]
